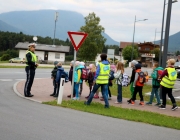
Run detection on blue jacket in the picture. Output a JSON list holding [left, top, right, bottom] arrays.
[[56, 66, 68, 83], [94, 60, 109, 81]]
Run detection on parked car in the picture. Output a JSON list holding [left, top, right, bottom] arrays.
[[9, 57, 25, 63], [175, 62, 180, 79]]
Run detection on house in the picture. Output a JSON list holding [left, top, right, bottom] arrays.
[[15, 42, 70, 63], [119, 41, 160, 67]]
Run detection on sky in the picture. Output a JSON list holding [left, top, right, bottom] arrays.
[[1, 0, 180, 43]]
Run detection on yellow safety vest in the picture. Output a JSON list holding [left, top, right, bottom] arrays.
[[25, 50, 37, 66], [96, 62, 110, 84], [160, 67, 177, 88]]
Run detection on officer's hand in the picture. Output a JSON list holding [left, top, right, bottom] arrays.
[[36, 64, 39, 67]]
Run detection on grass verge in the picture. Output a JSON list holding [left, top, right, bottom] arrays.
[[43, 100, 180, 130]]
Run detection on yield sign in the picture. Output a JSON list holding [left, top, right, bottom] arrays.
[[68, 31, 88, 51]]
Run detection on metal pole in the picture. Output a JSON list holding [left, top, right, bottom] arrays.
[[159, 0, 166, 67], [162, 0, 172, 68], [131, 15, 136, 61], [71, 50, 76, 99], [53, 20, 57, 45], [153, 28, 157, 67], [53, 12, 58, 45]]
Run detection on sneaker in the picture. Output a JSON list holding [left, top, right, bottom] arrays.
[[50, 93, 55, 96], [100, 98, 104, 101], [172, 105, 178, 111], [130, 100, 135, 105], [84, 101, 89, 105], [115, 101, 122, 104], [72, 97, 79, 100], [67, 94, 75, 98], [85, 95, 89, 99], [159, 105, 166, 109], [146, 102, 152, 105], [139, 102, 144, 106], [155, 103, 161, 106], [94, 95, 99, 99]]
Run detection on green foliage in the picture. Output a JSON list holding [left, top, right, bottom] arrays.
[[122, 45, 138, 62], [78, 12, 106, 61], [175, 51, 180, 56], [65, 55, 74, 61], [150, 48, 160, 61], [1, 54, 11, 61], [0, 31, 70, 52]]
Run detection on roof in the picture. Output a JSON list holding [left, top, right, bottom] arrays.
[[120, 42, 138, 49], [15, 42, 70, 53]]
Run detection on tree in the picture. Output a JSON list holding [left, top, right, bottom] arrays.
[[122, 45, 138, 62], [150, 48, 160, 61], [175, 50, 180, 56], [78, 12, 106, 61]]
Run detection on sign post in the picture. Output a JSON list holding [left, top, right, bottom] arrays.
[[67, 31, 88, 99]]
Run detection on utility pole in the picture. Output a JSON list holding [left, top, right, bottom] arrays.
[[53, 12, 58, 45]]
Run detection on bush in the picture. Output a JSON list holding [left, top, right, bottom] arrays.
[[1, 54, 11, 61], [65, 55, 74, 61]]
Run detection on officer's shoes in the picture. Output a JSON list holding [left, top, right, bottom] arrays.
[[25, 94, 34, 97]]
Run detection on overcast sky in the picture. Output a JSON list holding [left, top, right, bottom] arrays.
[[1, 0, 180, 43]]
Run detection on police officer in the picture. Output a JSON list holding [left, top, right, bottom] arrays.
[[159, 59, 178, 110], [84, 53, 110, 108], [24, 43, 38, 97]]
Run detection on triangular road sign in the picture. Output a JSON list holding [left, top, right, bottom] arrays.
[[68, 31, 88, 51]]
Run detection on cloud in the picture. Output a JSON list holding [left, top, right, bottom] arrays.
[[0, 0, 180, 43]]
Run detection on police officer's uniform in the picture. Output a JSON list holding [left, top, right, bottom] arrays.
[[24, 44, 37, 97]]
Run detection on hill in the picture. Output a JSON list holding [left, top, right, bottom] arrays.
[[0, 10, 119, 45]]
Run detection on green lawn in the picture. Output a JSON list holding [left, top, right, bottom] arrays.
[[43, 100, 180, 130], [109, 83, 180, 106]]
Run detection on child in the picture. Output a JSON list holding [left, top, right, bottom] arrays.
[[54, 62, 68, 97], [67, 60, 74, 98], [50, 61, 58, 96], [73, 61, 82, 100], [85, 64, 96, 98], [113, 62, 124, 104], [128, 63, 145, 105], [146, 63, 163, 106]]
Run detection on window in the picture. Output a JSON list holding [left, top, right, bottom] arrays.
[[145, 47, 150, 51], [55, 53, 60, 59]]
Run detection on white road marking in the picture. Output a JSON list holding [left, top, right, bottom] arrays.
[[0, 79, 13, 81]]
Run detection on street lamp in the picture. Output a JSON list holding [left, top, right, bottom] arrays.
[[161, 0, 178, 68], [131, 15, 148, 61], [53, 12, 58, 45]]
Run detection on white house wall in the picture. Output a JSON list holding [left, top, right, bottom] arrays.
[[19, 50, 65, 62], [48, 52, 65, 62]]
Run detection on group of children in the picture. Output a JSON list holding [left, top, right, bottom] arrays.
[[50, 58, 178, 111]]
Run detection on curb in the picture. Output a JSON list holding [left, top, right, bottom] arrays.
[[13, 81, 42, 103]]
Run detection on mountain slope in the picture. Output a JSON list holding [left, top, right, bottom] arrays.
[[0, 10, 119, 45], [0, 20, 22, 32]]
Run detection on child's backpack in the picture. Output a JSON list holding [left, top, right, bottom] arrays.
[[109, 70, 115, 80], [138, 71, 146, 84], [121, 73, 130, 86], [88, 71, 94, 83], [80, 68, 89, 80], [156, 70, 163, 82], [61, 71, 69, 82], [51, 67, 58, 78]]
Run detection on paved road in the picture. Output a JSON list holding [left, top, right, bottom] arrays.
[[0, 68, 180, 140]]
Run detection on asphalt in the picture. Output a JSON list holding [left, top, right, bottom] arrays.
[[14, 78, 180, 118]]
